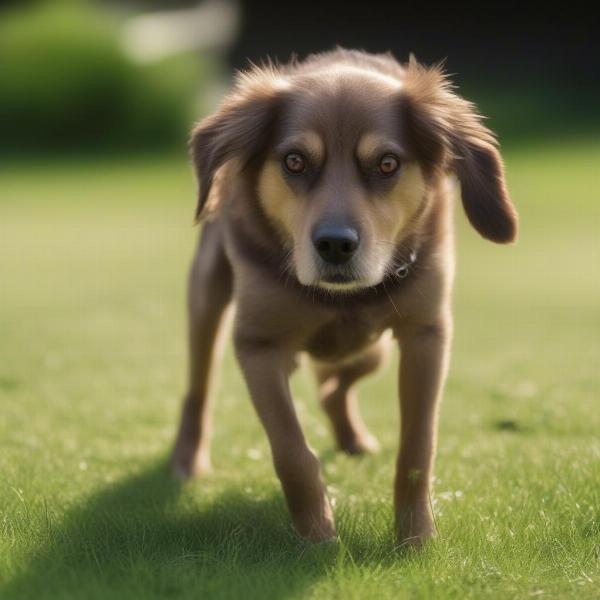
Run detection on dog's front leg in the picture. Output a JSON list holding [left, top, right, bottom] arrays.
[[394, 318, 451, 545], [234, 337, 336, 542]]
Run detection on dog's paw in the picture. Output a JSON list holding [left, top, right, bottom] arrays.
[[395, 506, 436, 548], [291, 494, 337, 543], [339, 432, 380, 456], [171, 447, 212, 480], [296, 516, 338, 543]]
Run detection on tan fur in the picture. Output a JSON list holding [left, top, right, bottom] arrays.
[[291, 130, 325, 163], [172, 48, 518, 546], [370, 162, 428, 242], [356, 132, 391, 162], [257, 161, 302, 243]]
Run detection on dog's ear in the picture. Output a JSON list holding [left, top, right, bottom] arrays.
[[402, 57, 518, 243], [190, 66, 287, 220]]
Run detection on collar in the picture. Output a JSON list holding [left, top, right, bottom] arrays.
[[394, 250, 418, 279]]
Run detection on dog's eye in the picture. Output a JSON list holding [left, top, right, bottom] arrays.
[[379, 154, 400, 176], [283, 152, 306, 174]]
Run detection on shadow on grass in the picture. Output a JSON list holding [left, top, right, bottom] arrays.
[[1, 461, 347, 600]]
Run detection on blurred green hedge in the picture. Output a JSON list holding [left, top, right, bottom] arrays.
[[0, 2, 211, 153]]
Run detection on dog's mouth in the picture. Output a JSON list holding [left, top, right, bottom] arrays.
[[321, 271, 355, 284], [309, 252, 415, 293], [314, 266, 365, 292], [295, 250, 394, 293]]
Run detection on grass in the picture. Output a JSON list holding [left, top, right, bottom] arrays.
[[1, 138, 599, 599]]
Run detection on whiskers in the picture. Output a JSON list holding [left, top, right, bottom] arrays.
[[375, 239, 419, 269], [382, 279, 402, 317], [279, 246, 296, 289]]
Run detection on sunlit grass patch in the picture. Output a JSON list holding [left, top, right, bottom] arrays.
[[1, 140, 599, 598]]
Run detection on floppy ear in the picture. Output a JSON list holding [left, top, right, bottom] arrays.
[[452, 137, 517, 243], [190, 66, 287, 220], [402, 58, 518, 243]]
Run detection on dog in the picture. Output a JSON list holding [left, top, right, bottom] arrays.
[[171, 48, 518, 545]]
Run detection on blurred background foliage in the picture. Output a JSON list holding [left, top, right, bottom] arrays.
[[0, 0, 598, 156], [0, 0, 218, 154]]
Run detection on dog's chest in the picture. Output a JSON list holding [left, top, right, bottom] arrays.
[[304, 311, 384, 361]]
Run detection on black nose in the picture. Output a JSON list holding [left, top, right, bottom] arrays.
[[312, 225, 359, 265]]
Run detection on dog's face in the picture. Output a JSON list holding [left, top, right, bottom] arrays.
[[191, 53, 517, 292], [257, 71, 428, 290]]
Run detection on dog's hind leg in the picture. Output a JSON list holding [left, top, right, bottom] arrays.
[[172, 222, 233, 478], [313, 335, 389, 455]]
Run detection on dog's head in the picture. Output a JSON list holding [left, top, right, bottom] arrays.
[[191, 51, 518, 292]]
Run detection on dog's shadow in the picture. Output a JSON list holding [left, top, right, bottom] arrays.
[[3, 459, 398, 599]]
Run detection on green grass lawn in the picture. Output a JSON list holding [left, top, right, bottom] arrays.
[[1, 139, 599, 599]]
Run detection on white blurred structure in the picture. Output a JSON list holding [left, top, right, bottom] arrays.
[[122, 0, 240, 64]]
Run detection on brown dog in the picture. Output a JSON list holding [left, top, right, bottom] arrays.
[[172, 49, 518, 545]]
